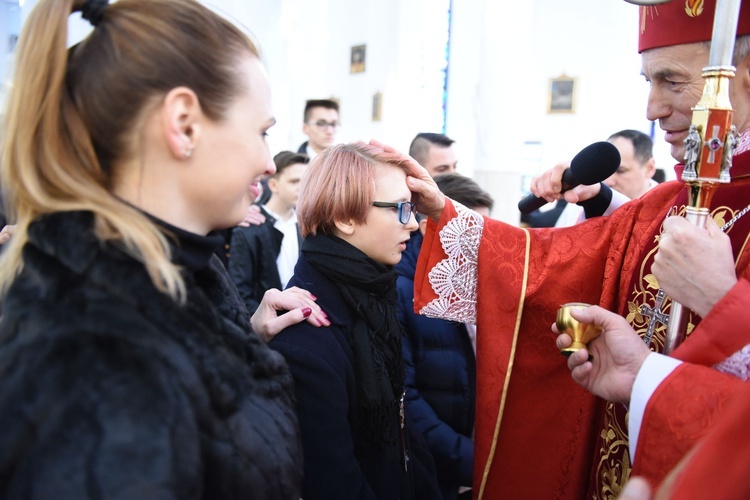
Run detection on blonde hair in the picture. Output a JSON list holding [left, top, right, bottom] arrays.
[[0, 0, 258, 301], [296, 142, 412, 237]]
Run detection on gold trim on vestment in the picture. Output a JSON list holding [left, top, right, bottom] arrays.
[[477, 228, 531, 499], [735, 228, 750, 267]]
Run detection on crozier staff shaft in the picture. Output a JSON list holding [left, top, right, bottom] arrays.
[[664, 0, 743, 354]]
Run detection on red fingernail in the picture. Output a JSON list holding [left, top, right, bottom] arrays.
[[302, 307, 312, 318]]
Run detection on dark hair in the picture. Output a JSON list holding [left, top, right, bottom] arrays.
[[408, 132, 455, 165], [273, 151, 309, 177], [303, 99, 339, 122], [433, 174, 494, 211], [607, 129, 654, 165]]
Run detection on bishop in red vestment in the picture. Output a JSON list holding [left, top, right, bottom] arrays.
[[649, 371, 750, 499], [632, 361, 747, 488], [412, 2, 750, 497]]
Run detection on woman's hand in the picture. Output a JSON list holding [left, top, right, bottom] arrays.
[[0, 225, 17, 245], [237, 205, 265, 227], [251, 286, 329, 343]]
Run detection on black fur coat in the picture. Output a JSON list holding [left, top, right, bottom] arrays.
[[0, 211, 302, 499]]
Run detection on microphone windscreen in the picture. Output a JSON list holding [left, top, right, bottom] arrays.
[[517, 141, 621, 215], [568, 141, 621, 186]]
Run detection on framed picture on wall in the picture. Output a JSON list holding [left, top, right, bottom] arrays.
[[351, 44, 366, 74], [547, 76, 576, 113]]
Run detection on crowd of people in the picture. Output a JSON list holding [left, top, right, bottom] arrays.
[[0, 0, 748, 499]]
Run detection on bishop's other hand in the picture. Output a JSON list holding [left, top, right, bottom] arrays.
[[653, 216, 737, 318]]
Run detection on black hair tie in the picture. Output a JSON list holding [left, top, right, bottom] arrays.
[[81, 0, 108, 27]]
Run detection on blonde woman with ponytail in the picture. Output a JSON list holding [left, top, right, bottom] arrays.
[[0, 0, 326, 497]]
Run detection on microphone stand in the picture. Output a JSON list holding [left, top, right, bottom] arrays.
[[663, 0, 742, 353]]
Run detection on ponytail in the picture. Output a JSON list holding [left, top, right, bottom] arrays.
[[1, 0, 255, 301]]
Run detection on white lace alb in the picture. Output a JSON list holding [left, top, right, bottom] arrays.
[[419, 201, 484, 324], [714, 343, 750, 381]]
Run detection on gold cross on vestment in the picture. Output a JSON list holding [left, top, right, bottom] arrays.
[[641, 289, 669, 346]]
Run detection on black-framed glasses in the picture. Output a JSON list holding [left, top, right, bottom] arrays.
[[306, 120, 340, 130], [372, 201, 416, 225]]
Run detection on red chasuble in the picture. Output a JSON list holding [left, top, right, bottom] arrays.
[[632, 360, 746, 489], [655, 375, 750, 499], [414, 143, 750, 499]]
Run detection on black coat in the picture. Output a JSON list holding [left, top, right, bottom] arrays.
[[0, 211, 302, 499], [269, 253, 442, 500], [228, 207, 300, 315]]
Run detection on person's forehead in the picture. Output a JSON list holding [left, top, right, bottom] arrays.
[[374, 164, 410, 196], [309, 107, 338, 119], [609, 137, 635, 159], [426, 145, 456, 163], [280, 163, 307, 177], [641, 42, 708, 74]]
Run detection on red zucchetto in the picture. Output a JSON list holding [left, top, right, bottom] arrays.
[[638, 0, 750, 52]]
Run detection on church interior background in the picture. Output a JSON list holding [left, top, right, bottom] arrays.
[[1, 0, 675, 224]]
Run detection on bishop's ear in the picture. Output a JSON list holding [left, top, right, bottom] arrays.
[[737, 51, 750, 94], [162, 86, 203, 160]]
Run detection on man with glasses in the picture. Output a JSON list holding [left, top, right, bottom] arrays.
[[298, 99, 340, 160]]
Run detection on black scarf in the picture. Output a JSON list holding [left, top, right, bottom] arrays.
[[302, 233, 404, 452]]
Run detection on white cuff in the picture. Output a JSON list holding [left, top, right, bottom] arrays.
[[604, 190, 631, 216], [629, 353, 682, 463]]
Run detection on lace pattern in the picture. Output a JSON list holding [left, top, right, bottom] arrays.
[[714, 343, 750, 381], [419, 201, 484, 324], [736, 128, 750, 156]]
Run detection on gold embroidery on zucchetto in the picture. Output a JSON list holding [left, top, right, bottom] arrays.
[[640, 6, 659, 34], [685, 0, 704, 17]]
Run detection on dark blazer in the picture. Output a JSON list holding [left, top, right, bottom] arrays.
[[270, 253, 442, 500], [520, 199, 569, 228], [396, 231, 476, 500], [0, 211, 302, 500], [297, 141, 308, 154], [228, 206, 301, 315]]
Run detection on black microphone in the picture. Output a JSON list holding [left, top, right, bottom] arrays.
[[517, 141, 621, 214]]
